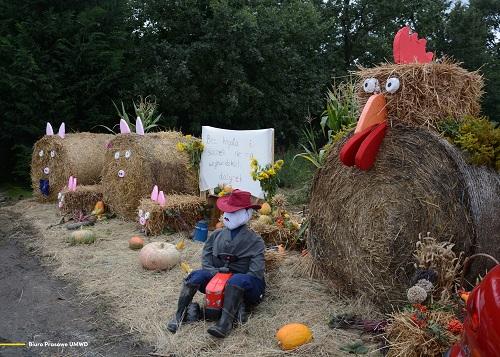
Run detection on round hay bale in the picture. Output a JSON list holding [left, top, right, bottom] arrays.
[[31, 133, 113, 202], [308, 125, 499, 309], [59, 184, 103, 216], [101, 132, 198, 220]]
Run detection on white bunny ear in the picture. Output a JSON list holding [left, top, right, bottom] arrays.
[[119, 119, 131, 134], [58, 122, 65, 138], [46, 122, 54, 136], [136, 117, 144, 135], [151, 185, 159, 201], [158, 191, 166, 207], [68, 176, 74, 189]]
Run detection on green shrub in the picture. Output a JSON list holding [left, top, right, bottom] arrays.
[[439, 116, 499, 170]]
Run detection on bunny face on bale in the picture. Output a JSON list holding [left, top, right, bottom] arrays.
[[31, 122, 112, 202], [101, 119, 198, 220]]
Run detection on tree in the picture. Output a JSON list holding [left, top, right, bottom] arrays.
[[0, 0, 136, 182]]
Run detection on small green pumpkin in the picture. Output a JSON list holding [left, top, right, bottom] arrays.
[[67, 229, 96, 245]]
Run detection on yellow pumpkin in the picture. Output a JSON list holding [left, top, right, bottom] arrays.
[[259, 202, 272, 215], [68, 229, 96, 245], [276, 323, 313, 350], [258, 214, 273, 225]]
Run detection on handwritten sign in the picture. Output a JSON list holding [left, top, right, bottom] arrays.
[[199, 126, 274, 198]]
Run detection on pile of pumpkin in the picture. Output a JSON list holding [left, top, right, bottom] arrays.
[[256, 194, 301, 230], [214, 183, 234, 197]]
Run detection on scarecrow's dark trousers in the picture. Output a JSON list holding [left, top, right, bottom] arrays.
[[186, 269, 265, 304]]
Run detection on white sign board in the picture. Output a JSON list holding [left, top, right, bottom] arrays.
[[199, 126, 274, 199]]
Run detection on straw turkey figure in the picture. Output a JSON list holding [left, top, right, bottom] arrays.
[[339, 26, 482, 170]]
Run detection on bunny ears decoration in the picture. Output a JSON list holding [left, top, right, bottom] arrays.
[[119, 117, 145, 135], [46, 122, 66, 139], [67, 176, 77, 191], [150, 185, 166, 207]]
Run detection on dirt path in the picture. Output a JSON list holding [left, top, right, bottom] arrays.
[[0, 209, 152, 357]]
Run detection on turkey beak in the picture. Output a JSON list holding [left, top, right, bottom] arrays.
[[355, 93, 387, 133]]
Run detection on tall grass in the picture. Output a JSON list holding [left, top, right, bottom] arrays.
[[295, 77, 359, 168]]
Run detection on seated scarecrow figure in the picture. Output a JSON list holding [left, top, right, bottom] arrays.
[[167, 189, 265, 338]]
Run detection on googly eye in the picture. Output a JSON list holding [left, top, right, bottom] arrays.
[[43, 167, 50, 175], [114, 151, 120, 160], [363, 78, 380, 93], [125, 150, 131, 159], [385, 77, 400, 94], [138, 209, 143, 217], [50, 150, 56, 158], [39, 150, 44, 157], [144, 212, 150, 220], [118, 170, 125, 178], [58, 192, 62, 199]]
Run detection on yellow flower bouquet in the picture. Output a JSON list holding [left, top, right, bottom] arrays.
[[250, 158, 284, 200], [176, 135, 204, 170]]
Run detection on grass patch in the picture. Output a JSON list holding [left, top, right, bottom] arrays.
[[0, 182, 32, 200], [277, 148, 316, 206]]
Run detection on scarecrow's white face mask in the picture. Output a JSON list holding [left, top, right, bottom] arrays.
[[223, 209, 253, 230]]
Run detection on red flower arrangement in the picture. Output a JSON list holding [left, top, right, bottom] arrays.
[[447, 319, 463, 335]]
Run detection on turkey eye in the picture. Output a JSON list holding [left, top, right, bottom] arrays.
[[114, 151, 120, 160], [363, 78, 379, 93], [58, 192, 62, 199], [385, 77, 400, 93], [138, 209, 143, 217], [39, 150, 44, 157], [125, 150, 131, 159], [144, 212, 150, 219], [50, 150, 56, 158]]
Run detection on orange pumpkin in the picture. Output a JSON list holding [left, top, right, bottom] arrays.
[[276, 323, 313, 350], [129, 236, 144, 250]]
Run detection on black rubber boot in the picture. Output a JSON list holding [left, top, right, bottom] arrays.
[[207, 285, 245, 338], [236, 302, 248, 325], [166, 283, 199, 333]]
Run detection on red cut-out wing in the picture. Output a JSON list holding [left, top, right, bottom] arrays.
[[393, 26, 434, 64]]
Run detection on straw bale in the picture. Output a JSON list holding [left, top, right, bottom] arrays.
[[138, 194, 206, 236], [356, 59, 483, 127], [101, 132, 198, 220], [59, 184, 103, 216], [9, 200, 384, 356], [308, 125, 499, 309], [31, 133, 112, 202]]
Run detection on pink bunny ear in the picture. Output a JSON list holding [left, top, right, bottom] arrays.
[[158, 191, 166, 207], [46, 122, 54, 136], [135, 117, 145, 135], [150, 185, 159, 201], [119, 119, 131, 134], [68, 176, 74, 189], [72, 177, 77, 191], [58, 122, 65, 138]]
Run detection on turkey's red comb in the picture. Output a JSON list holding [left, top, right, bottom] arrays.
[[393, 26, 434, 64]]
